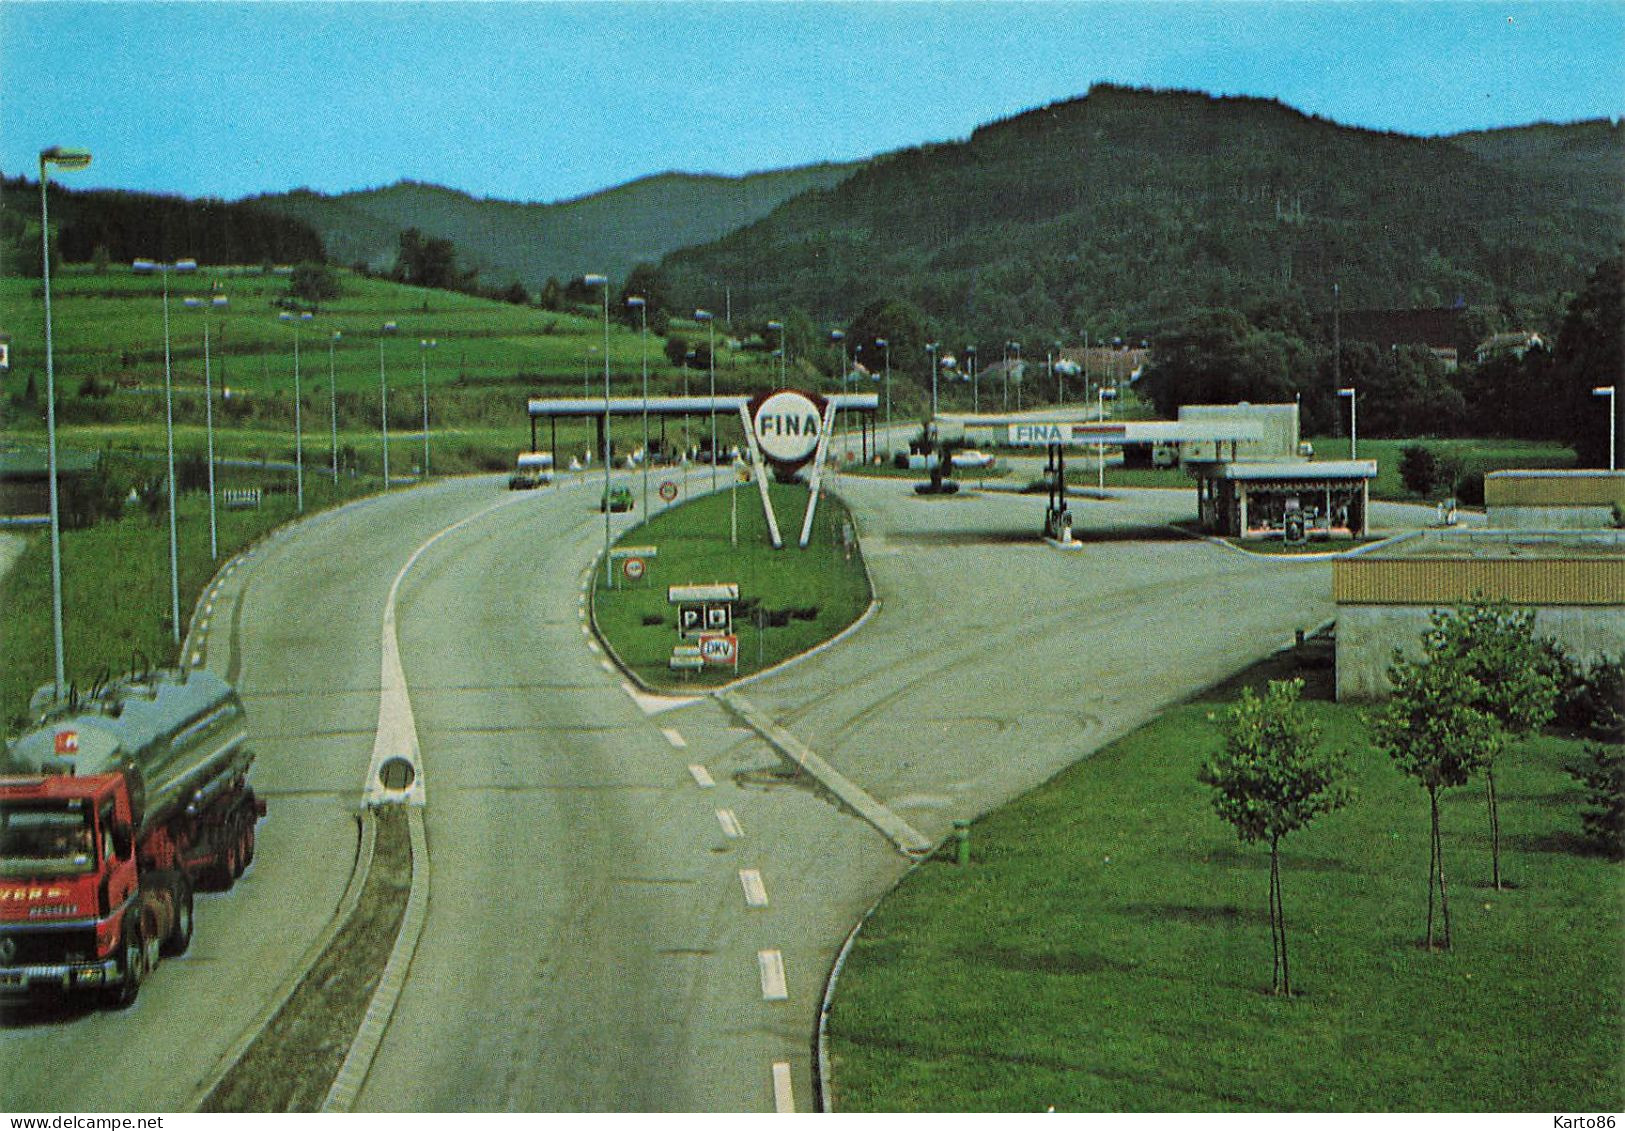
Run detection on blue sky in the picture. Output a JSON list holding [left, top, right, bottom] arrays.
[[5, 1, 1623, 203]]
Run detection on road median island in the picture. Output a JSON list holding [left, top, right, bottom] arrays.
[[822, 643, 1623, 1112], [592, 480, 872, 691], [198, 805, 412, 1113]]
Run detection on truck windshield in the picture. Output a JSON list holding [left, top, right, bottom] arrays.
[[0, 803, 96, 877]]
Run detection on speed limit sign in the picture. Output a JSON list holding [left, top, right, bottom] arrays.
[[622, 556, 646, 581], [659, 480, 679, 502]]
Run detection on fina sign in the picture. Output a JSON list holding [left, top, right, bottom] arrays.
[[751, 390, 826, 471]]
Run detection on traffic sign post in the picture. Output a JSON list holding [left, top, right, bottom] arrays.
[[659, 480, 679, 503], [609, 545, 657, 589], [699, 633, 739, 671]]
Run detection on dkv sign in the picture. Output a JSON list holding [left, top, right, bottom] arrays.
[[750, 390, 827, 472]]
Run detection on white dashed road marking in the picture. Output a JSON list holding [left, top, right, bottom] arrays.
[[687, 764, 714, 789], [661, 727, 687, 749], [757, 949, 787, 1001], [715, 809, 743, 839], [739, 869, 768, 908], [772, 1062, 794, 1113]]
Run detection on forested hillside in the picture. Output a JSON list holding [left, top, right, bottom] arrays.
[[247, 164, 859, 290], [656, 85, 1622, 341]]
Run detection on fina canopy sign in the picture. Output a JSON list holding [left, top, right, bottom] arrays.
[[750, 390, 827, 472]]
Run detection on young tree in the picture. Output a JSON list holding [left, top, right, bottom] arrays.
[[1370, 653, 1503, 950], [1200, 678, 1350, 995], [288, 261, 342, 311], [1421, 600, 1559, 889]]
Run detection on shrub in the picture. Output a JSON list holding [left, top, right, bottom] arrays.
[[1567, 744, 1625, 859], [1454, 469, 1486, 507], [1398, 445, 1439, 496]]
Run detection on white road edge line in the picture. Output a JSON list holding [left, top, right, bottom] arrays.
[[771, 1062, 794, 1113], [758, 948, 788, 1001], [687, 764, 714, 789], [740, 869, 768, 908]]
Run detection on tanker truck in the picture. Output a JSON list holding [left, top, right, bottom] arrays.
[[0, 667, 263, 1008]]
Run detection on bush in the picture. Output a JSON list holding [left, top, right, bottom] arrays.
[[1567, 744, 1625, 859], [1454, 469, 1486, 507], [58, 465, 126, 530]]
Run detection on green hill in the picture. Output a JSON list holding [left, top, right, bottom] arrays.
[[246, 164, 860, 289], [654, 85, 1623, 339]]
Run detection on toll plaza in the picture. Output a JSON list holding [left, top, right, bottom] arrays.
[[526, 391, 879, 550]]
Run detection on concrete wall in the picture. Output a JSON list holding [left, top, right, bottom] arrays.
[[1337, 603, 1625, 700], [1486, 505, 1621, 530]]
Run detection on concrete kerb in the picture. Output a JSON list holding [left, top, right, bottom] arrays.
[[587, 479, 884, 699], [321, 805, 431, 1112], [1163, 522, 1424, 562], [186, 810, 377, 1112]]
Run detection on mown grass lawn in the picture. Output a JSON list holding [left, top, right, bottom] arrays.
[[828, 648, 1623, 1112], [592, 480, 870, 689]]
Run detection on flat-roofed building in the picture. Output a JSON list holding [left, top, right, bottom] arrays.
[[1334, 529, 1625, 699], [1484, 469, 1625, 530]]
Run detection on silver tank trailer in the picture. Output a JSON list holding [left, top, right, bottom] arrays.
[[3, 669, 250, 836]]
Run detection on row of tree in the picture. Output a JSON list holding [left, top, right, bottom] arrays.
[[1139, 253, 1623, 462], [0, 176, 324, 276], [1204, 602, 1620, 996]]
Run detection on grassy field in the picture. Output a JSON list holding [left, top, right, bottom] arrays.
[[827, 645, 1623, 1112], [1306, 436, 1577, 500], [0, 473, 374, 734], [592, 480, 871, 689]]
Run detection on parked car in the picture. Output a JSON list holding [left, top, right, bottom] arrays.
[[950, 449, 996, 470], [600, 485, 634, 513]]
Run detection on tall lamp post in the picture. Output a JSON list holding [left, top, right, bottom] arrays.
[[697, 309, 717, 490], [926, 342, 940, 421], [1595, 386, 1618, 470], [829, 329, 846, 460], [279, 310, 312, 513], [39, 146, 91, 698], [875, 338, 890, 448], [1338, 387, 1357, 459], [966, 344, 978, 415], [767, 320, 787, 386], [379, 337, 390, 491], [419, 338, 436, 479], [328, 332, 341, 484], [627, 297, 649, 514], [585, 275, 612, 585], [154, 260, 182, 645]]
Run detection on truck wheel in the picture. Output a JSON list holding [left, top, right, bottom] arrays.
[[162, 876, 194, 957], [104, 915, 147, 1009]]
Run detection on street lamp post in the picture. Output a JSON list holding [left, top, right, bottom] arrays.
[[1011, 342, 1023, 412], [419, 338, 436, 479], [829, 329, 846, 461], [329, 332, 341, 484], [39, 146, 91, 698], [1595, 386, 1618, 470], [203, 319, 218, 559], [379, 338, 390, 490], [767, 321, 787, 387], [279, 310, 312, 513], [585, 275, 612, 586], [926, 342, 940, 420], [628, 296, 648, 514], [697, 310, 717, 490], [1337, 387, 1357, 459], [159, 263, 181, 644], [875, 338, 891, 449], [966, 345, 978, 415]]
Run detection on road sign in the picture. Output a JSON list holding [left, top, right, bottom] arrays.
[[678, 605, 705, 636], [750, 389, 826, 471], [668, 584, 739, 604], [623, 557, 646, 581], [699, 634, 738, 666], [669, 652, 704, 671], [0, 340, 10, 371], [659, 480, 679, 502], [705, 603, 732, 634], [610, 545, 657, 560]]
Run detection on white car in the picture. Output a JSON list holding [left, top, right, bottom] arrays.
[[950, 449, 996, 470]]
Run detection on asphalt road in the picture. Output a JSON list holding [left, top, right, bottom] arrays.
[[5, 465, 1357, 1113]]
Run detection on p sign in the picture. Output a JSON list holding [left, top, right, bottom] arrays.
[[699, 634, 738, 666]]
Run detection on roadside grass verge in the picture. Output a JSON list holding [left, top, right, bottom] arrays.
[[0, 474, 374, 734], [1304, 437, 1576, 501], [827, 645, 1623, 1112], [592, 480, 870, 689]]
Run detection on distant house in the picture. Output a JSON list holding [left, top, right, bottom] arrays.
[[1333, 307, 1473, 371], [1474, 330, 1546, 364]]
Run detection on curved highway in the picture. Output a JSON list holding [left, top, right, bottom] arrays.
[[6, 468, 1354, 1112]]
